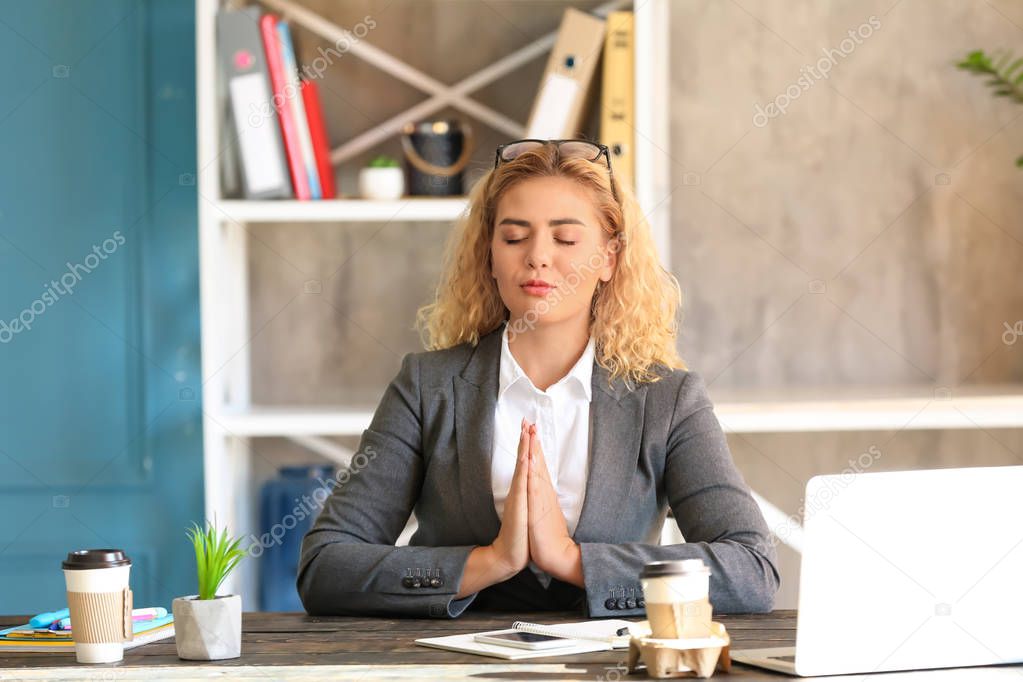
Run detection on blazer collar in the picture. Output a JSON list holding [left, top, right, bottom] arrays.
[[453, 325, 648, 550]]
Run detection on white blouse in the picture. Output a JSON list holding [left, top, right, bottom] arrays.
[[490, 321, 594, 588]]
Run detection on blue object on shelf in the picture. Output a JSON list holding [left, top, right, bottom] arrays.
[[259, 465, 335, 611]]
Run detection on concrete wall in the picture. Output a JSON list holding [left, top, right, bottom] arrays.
[[241, 0, 1023, 609]]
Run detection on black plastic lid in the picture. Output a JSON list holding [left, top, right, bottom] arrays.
[[62, 549, 131, 570]]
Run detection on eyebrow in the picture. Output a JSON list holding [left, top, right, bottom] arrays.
[[497, 217, 586, 227]]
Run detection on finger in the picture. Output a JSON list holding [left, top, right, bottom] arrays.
[[531, 429, 540, 492], [528, 424, 550, 484], [511, 421, 530, 489], [529, 423, 547, 460], [526, 425, 540, 482]]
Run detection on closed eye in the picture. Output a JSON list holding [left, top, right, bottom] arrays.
[[504, 238, 577, 245]]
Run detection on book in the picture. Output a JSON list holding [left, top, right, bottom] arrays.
[[276, 20, 322, 199], [260, 13, 311, 200], [300, 79, 337, 199], [414, 618, 639, 660], [0, 615, 174, 653]]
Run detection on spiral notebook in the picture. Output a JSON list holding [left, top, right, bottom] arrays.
[[415, 618, 638, 660]]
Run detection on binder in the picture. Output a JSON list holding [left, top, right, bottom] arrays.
[[216, 7, 291, 199], [600, 11, 635, 191], [526, 8, 606, 139], [276, 20, 322, 199], [259, 13, 310, 200], [300, 79, 337, 199]]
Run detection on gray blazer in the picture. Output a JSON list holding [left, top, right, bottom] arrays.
[[297, 325, 779, 619]]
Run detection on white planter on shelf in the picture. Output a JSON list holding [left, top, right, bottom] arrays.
[[358, 166, 405, 200], [172, 594, 242, 660]]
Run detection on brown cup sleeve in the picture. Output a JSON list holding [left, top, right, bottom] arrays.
[[123, 587, 133, 641], [66, 587, 133, 644]]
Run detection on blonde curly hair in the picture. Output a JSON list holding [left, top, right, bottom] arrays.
[[415, 141, 685, 387]]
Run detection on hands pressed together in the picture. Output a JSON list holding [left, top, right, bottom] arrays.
[[488, 418, 585, 587]]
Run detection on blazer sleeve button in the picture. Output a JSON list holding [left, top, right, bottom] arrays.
[[605, 598, 618, 610]]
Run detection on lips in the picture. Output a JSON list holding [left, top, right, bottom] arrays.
[[520, 279, 555, 297]]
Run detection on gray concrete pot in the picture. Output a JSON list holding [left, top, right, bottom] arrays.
[[172, 594, 241, 660]]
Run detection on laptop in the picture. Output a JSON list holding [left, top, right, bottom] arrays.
[[731, 465, 1023, 677]]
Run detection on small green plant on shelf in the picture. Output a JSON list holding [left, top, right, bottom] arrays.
[[366, 154, 401, 168], [359, 154, 405, 199], [956, 49, 1023, 168], [185, 518, 247, 600]]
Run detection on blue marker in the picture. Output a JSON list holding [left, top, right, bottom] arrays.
[[29, 608, 69, 628]]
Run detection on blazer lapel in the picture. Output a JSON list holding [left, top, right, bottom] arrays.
[[571, 363, 648, 543], [453, 327, 504, 545], [452, 326, 648, 550]]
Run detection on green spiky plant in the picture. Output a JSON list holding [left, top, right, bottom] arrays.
[[185, 519, 247, 600], [956, 49, 1023, 168]]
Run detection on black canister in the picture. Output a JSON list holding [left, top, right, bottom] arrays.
[[400, 120, 474, 196]]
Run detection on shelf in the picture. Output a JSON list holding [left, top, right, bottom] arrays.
[[712, 385, 1023, 433], [213, 405, 376, 437], [208, 386, 1023, 438], [210, 197, 469, 223]]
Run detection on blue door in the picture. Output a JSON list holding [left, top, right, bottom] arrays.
[[0, 1, 202, 613]]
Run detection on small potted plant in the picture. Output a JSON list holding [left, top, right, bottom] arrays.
[[172, 519, 247, 660], [358, 154, 405, 199]]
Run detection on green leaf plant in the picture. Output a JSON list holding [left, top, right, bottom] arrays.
[[956, 49, 1023, 168], [185, 518, 247, 600]]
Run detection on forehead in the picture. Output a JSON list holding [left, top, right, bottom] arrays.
[[495, 177, 600, 224]]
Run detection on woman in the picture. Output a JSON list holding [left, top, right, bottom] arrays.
[[297, 139, 779, 618]]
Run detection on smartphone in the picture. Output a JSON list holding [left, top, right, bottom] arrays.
[[473, 629, 576, 650]]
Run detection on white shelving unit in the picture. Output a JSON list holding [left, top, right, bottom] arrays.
[[213, 197, 469, 223], [196, 0, 671, 607], [196, 0, 1023, 609]]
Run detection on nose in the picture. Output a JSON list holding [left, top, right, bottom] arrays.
[[525, 237, 551, 269]]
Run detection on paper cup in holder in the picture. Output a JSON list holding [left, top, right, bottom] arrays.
[[641, 559, 714, 639], [62, 549, 133, 664]]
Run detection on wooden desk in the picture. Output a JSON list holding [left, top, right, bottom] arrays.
[[5, 609, 1020, 680], [0, 610, 794, 679]]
